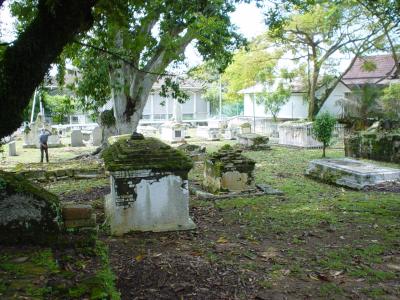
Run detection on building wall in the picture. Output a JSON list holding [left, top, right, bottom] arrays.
[[243, 93, 308, 119], [243, 82, 350, 120], [142, 90, 209, 121], [317, 82, 351, 118]]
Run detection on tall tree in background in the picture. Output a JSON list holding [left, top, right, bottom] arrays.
[[221, 34, 282, 103], [62, 0, 245, 134], [267, 1, 394, 119]]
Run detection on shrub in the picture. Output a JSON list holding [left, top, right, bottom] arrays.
[[312, 112, 336, 157], [100, 109, 116, 128], [381, 83, 400, 119]]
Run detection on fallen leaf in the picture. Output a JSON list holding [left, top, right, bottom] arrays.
[[282, 269, 290, 276], [216, 236, 228, 244], [12, 257, 29, 263], [330, 270, 344, 277], [259, 247, 278, 259], [135, 254, 145, 262]]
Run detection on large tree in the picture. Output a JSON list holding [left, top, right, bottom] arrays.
[[267, 0, 396, 119], [63, 0, 245, 135], [0, 0, 97, 139]]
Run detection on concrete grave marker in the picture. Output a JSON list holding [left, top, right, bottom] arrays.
[[92, 126, 102, 146], [103, 134, 196, 235], [71, 130, 84, 147], [203, 145, 256, 193], [306, 158, 400, 189], [8, 141, 17, 156]]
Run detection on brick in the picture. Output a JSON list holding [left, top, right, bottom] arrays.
[[62, 204, 93, 220], [64, 214, 97, 229]]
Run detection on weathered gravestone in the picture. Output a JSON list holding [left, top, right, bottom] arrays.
[[23, 115, 61, 148], [92, 126, 103, 146], [102, 133, 196, 235], [196, 126, 221, 141], [203, 145, 256, 193], [237, 133, 270, 150], [160, 121, 188, 143], [0, 170, 62, 244], [239, 122, 252, 134], [306, 158, 400, 190], [71, 129, 84, 147], [177, 143, 206, 162], [8, 141, 17, 156]]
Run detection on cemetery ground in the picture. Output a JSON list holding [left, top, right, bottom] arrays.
[[0, 138, 400, 299]]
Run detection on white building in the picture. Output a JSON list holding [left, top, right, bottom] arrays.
[[141, 79, 209, 124], [102, 79, 210, 125], [240, 80, 351, 120]]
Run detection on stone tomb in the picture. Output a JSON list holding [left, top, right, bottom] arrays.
[[160, 121, 188, 143], [306, 158, 400, 190], [103, 134, 196, 235], [196, 126, 221, 141], [177, 143, 206, 162], [239, 122, 252, 134], [237, 133, 270, 150], [203, 145, 256, 193]]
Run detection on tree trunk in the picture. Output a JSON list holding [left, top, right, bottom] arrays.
[[308, 63, 320, 120], [322, 144, 326, 158], [0, 0, 96, 139]]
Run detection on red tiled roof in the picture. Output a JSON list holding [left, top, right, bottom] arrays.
[[343, 54, 397, 85]]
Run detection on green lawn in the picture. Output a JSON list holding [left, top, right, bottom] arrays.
[[189, 146, 400, 298], [1, 140, 399, 299]]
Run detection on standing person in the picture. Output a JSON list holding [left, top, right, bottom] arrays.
[[39, 128, 52, 163]]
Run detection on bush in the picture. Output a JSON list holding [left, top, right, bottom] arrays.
[[100, 109, 116, 128], [312, 112, 336, 157], [381, 83, 400, 119]]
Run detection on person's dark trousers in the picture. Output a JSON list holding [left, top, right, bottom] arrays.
[[40, 143, 49, 163]]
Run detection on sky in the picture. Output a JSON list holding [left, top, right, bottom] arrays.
[[0, 1, 267, 71]]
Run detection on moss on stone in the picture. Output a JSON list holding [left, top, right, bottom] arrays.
[[345, 131, 400, 163], [102, 137, 193, 172], [0, 170, 62, 245]]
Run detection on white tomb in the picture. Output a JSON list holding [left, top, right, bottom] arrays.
[[103, 134, 196, 235], [278, 121, 322, 148], [306, 158, 400, 189], [196, 126, 221, 140], [160, 99, 188, 143]]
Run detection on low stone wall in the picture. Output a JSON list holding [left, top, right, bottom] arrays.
[[13, 161, 106, 182], [345, 131, 400, 163]]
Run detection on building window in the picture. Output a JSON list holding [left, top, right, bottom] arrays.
[[153, 114, 166, 120], [183, 113, 194, 120], [71, 116, 79, 124], [142, 114, 151, 120]]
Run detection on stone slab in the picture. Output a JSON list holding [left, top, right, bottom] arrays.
[[64, 214, 96, 229], [62, 204, 93, 220], [305, 158, 400, 189]]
